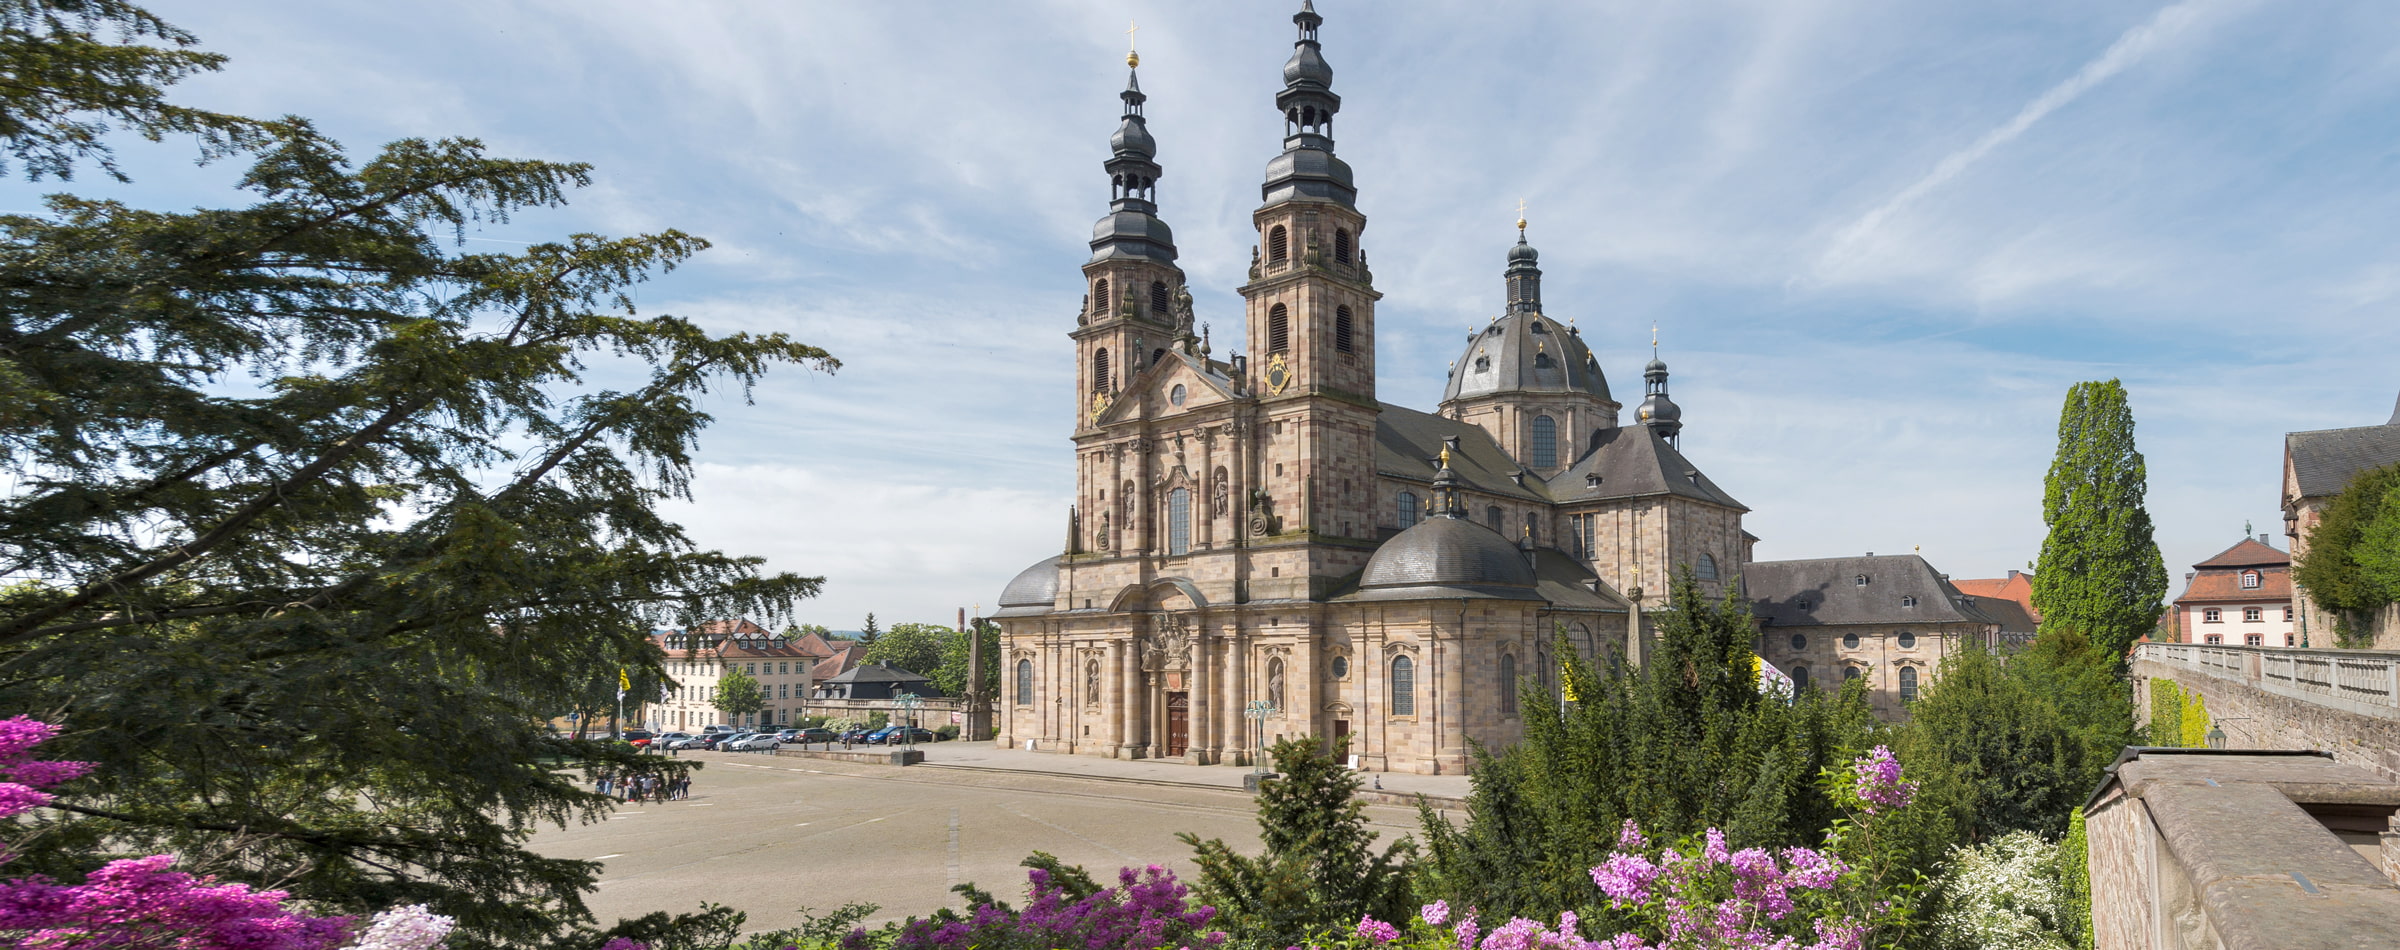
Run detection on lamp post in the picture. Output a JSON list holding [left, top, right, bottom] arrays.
[[1243, 700, 1278, 776], [894, 692, 923, 753]]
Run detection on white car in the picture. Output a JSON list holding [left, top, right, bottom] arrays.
[[722, 732, 780, 752]]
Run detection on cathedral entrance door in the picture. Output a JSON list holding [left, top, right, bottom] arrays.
[[1165, 692, 1190, 757], [1332, 718, 1349, 754]]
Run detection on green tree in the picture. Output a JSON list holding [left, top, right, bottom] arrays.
[[2147, 680, 2186, 747], [861, 622, 948, 677], [0, 3, 831, 946], [715, 666, 767, 722], [933, 617, 1000, 698], [860, 611, 881, 644], [2031, 379, 2169, 657], [1892, 646, 2086, 849], [2292, 461, 2400, 646], [1180, 736, 1415, 949], [1416, 571, 1877, 922], [784, 622, 832, 640]]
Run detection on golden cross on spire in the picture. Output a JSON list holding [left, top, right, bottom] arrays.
[[1126, 20, 1140, 67], [1515, 198, 1527, 232]]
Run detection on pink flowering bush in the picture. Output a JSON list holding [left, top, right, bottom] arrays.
[[887, 863, 1225, 950]]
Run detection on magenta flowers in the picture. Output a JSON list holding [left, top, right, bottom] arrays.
[[890, 863, 1224, 950], [1849, 746, 1916, 816]]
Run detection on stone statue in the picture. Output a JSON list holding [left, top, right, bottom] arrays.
[[1173, 282, 1195, 334], [1085, 659, 1100, 699], [1249, 246, 1261, 280], [1212, 468, 1230, 519], [1078, 293, 1090, 327], [1267, 657, 1286, 712]]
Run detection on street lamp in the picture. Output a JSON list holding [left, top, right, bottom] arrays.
[[894, 692, 924, 753], [2206, 723, 2227, 749], [1244, 699, 1279, 775]]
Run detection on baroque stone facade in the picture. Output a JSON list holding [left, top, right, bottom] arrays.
[[990, 6, 1750, 773]]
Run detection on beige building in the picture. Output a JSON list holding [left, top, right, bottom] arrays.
[[2282, 391, 2400, 648], [991, 6, 1750, 774], [644, 619, 818, 732], [1748, 554, 2033, 720]]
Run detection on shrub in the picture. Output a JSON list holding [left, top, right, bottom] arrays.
[[1928, 832, 2072, 950]]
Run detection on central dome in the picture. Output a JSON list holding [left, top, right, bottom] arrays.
[[1360, 517, 1537, 591], [1441, 312, 1610, 403]]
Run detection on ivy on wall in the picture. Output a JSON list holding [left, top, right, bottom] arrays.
[[2293, 461, 2400, 647]]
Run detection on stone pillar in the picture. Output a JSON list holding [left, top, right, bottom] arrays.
[[1112, 640, 1134, 757], [1191, 625, 1212, 762], [1229, 622, 1250, 765], [1438, 619, 1468, 775]]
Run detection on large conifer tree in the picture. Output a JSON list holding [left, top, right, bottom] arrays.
[[0, 2, 831, 946], [2031, 380, 2168, 657]]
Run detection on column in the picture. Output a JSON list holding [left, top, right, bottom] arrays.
[[1438, 618, 1467, 774], [1229, 623, 1250, 765], [1146, 671, 1165, 758], [1190, 624, 1211, 761], [1110, 640, 1132, 756]]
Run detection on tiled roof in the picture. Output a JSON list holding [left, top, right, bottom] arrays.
[[2286, 421, 2400, 499], [1968, 596, 2038, 635], [651, 622, 811, 659], [809, 642, 864, 681], [1375, 404, 1552, 503], [1749, 555, 2001, 627], [2175, 567, 2292, 605], [1546, 425, 1747, 510], [1948, 571, 2041, 623], [2192, 537, 2289, 569], [823, 662, 932, 684]]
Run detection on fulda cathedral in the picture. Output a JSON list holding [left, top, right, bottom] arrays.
[[992, 4, 1751, 774]]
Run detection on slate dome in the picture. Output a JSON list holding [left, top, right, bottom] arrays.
[[1360, 517, 1536, 591], [998, 556, 1061, 609]]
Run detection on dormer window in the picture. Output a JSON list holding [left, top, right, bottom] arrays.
[[1902, 595, 1918, 608], [1531, 321, 1549, 335], [1533, 352, 1556, 369], [1854, 574, 1869, 586], [1474, 355, 1491, 372], [2240, 571, 2260, 590], [1585, 473, 1602, 487]]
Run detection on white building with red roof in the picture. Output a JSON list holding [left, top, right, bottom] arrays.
[[2171, 536, 2295, 647]]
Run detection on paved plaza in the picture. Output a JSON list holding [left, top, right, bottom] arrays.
[[535, 748, 1444, 934]]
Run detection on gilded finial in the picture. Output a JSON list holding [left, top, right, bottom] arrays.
[[1438, 446, 1451, 468], [1515, 197, 1527, 233], [1126, 20, 1140, 67]]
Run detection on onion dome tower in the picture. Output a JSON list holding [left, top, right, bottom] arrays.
[[1074, 41, 1188, 435], [1636, 331, 1683, 449], [1439, 218, 1620, 473]]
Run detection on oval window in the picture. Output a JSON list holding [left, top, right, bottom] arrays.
[[1789, 633, 1807, 651], [1169, 383, 1187, 406], [1841, 633, 1859, 649], [1897, 632, 1917, 649], [1331, 655, 1350, 679]]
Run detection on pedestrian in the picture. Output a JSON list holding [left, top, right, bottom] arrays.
[[596, 772, 612, 798]]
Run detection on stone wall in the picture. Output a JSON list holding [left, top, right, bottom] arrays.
[[2131, 645, 2400, 782]]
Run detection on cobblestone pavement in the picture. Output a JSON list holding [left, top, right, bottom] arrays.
[[534, 750, 1439, 935]]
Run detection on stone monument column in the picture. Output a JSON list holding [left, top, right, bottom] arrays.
[[1190, 622, 1211, 762]]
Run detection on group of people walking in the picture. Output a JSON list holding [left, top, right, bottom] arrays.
[[594, 771, 689, 804]]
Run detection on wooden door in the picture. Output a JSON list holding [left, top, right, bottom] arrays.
[[1166, 692, 1190, 757]]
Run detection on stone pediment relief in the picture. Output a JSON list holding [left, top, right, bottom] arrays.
[[1323, 701, 1354, 716], [1382, 640, 1422, 657], [1141, 613, 1194, 672]]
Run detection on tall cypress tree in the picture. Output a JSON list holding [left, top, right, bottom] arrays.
[[2031, 380, 2168, 657]]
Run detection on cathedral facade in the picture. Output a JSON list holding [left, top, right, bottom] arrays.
[[991, 4, 1752, 774]]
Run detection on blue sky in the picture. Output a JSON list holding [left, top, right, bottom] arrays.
[[21, 1, 2400, 627]]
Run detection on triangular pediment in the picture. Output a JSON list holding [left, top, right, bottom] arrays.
[[1093, 349, 1241, 426]]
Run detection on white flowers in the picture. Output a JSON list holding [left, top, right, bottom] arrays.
[[347, 904, 457, 950], [1930, 832, 2070, 950]]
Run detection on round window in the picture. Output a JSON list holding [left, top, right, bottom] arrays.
[[1897, 632, 1917, 649], [1788, 633, 1807, 651], [1841, 633, 1859, 649], [1331, 655, 1349, 679], [1169, 383, 1187, 406]]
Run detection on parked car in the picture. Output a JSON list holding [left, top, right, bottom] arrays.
[[838, 727, 878, 745], [724, 732, 780, 752], [789, 727, 837, 744], [619, 730, 654, 747], [773, 729, 799, 742], [652, 732, 695, 750], [864, 726, 907, 745], [876, 727, 937, 745], [697, 731, 738, 750], [699, 724, 738, 736]]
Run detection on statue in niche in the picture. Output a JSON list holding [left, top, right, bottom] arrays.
[[1097, 512, 1111, 551], [1266, 657, 1286, 713], [1212, 468, 1230, 519], [1085, 659, 1100, 701]]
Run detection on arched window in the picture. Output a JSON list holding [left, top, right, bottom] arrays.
[[1092, 348, 1111, 392], [1335, 306, 1355, 353], [1267, 225, 1289, 265], [1499, 653, 1517, 716], [1151, 280, 1169, 315], [1486, 506, 1503, 532], [1094, 278, 1110, 315], [1391, 655, 1415, 716], [1268, 304, 1291, 353], [1843, 666, 1861, 682], [1791, 666, 1809, 693], [1396, 491, 1419, 528], [1534, 351, 1556, 369], [1531, 415, 1557, 467], [1167, 488, 1191, 555], [1898, 666, 1918, 703], [1015, 659, 1034, 706], [1696, 553, 1718, 580], [1525, 511, 1538, 543], [1334, 229, 1352, 264], [1151, 347, 1165, 367], [1537, 644, 1554, 698]]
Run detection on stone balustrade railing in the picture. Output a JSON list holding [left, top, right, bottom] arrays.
[[2136, 641, 2400, 720]]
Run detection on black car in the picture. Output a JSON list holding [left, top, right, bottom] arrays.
[[789, 727, 837, 744], [697, 732, 739, 750], [875, 726, 938, 745], [837, 727, 877, 744]]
